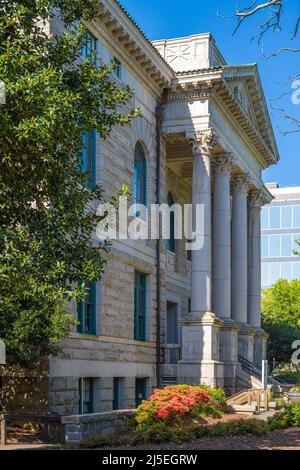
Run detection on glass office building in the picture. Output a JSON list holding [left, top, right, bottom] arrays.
[[261, 184, 300, 288]]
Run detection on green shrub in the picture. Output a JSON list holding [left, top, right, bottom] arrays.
[[289, 385, 300, 393], [284, 403, 300, 427]]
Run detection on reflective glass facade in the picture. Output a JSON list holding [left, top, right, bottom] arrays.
[[261, 188, 300, 287]]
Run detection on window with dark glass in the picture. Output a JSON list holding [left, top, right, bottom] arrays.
[[79, 378, 94, 414], [134, 142, 147, 209], [113, 378, 123, 410], [112, 57, 121, 79], [135, 378, 147, 407], [81, 130, 96, 188], [167, 192, 175, 253], [77, 281, 96, 335], [134, 271, 146, 341], [81, 31, 97, 62]]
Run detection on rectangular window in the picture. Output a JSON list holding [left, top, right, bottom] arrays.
[[135, 378, 147, 408], [282, 206, 293, 228], [79, 378, 94, 414], [113, 378, 123, 411], [112, 57, 121, 79], [262, 263, 269, 287], [166, 302, 178, 344], [293, 206, 300, 228], [269, 234, 281, 257], [281, 262, 292, 281], [293, 234, 300, 254], [281, 234, 293, 257], [261, 207, 269, 230], [77, 281, 96, 335], [293, 262, 300, 279], [81, 31, 97, 62], [81, 130, 96, 188], [269, 262, 281, 285], [261, 235, 269, 258], [270, 206, 281, 229], [134, 272, 147, 341]]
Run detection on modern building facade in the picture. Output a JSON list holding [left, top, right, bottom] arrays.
[[2, 0, 279, 417], [261, 183, 300, 288]]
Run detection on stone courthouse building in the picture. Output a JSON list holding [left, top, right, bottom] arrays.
[[3, 0, 280, 419]]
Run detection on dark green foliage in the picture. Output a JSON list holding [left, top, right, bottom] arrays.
[[0, 1, 139, 365]]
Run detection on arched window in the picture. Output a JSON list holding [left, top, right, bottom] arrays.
[[134, 142, 147, 208], [167, 192, 175, 253]]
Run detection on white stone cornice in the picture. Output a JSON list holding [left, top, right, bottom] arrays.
[[186, 129, 216, 156], [231, 174, 251, 195], [212, 154, 235, 177]]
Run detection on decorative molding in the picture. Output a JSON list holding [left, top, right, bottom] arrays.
[[248, 189, 265, 209], [186, 129, 216, 156], [231, 173, 251, 195], [212, 154, 235, 177]]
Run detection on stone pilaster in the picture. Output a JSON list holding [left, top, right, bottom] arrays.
[[177, 129, 224, 387]]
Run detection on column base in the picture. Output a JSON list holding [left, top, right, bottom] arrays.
[[253, 328, 269, 367], [238, 324, 256, 362], [178, 311, 224, 387], [177, 360, 224, 388], [219, 318, 240, 395]]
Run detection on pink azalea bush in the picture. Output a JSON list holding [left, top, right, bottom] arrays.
[[135, 385, 226, 431]]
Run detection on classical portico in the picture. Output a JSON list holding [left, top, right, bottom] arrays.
[[157, 33, 278, 391]]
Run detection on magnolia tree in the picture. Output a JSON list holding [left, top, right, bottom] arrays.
[[0, 1, 139, 365]]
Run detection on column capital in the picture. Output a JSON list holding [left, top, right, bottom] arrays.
[[212, 154, 235, 177], [231, 173, 251, 196], [248, 189, 265, 209], [186, 129, 216, 156]]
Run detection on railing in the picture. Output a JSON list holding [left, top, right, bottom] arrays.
[[238, 355, 294, 389]]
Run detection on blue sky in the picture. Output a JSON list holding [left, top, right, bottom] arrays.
[[121, 0, 300, 187]]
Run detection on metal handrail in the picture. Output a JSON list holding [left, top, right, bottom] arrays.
[[238, 355, 294, 388]]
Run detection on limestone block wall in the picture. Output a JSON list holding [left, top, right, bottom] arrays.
[[62, 410, 135, 446]]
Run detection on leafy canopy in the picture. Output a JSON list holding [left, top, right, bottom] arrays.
[[0, 0, 139, 365], [262, 278, 300, 365]]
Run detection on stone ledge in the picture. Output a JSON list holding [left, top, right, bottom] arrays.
[[62, 409, 135, 425]]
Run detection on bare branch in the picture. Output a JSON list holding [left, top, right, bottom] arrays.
[[264, 47, 300, 58], [291, 15, 300, 39], [234, 0, 282, 18]]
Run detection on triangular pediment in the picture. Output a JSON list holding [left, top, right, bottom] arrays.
[[222, 65, 279, 162], [226, 79, 259, 130]]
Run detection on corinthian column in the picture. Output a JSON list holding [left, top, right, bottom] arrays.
[[189, 131, 213, 315], [231, 175, 255, 361], [248, 190, 263, 328], [248, 190, 269, 366], [178, 129, 223, 388], [212, 154, 234, 319], [213, 155, 239, 395]]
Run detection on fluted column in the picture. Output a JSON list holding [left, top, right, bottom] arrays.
[[212, 154, 233, 319]]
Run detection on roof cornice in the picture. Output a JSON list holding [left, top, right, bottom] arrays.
[[91, 1, 174, 91]]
